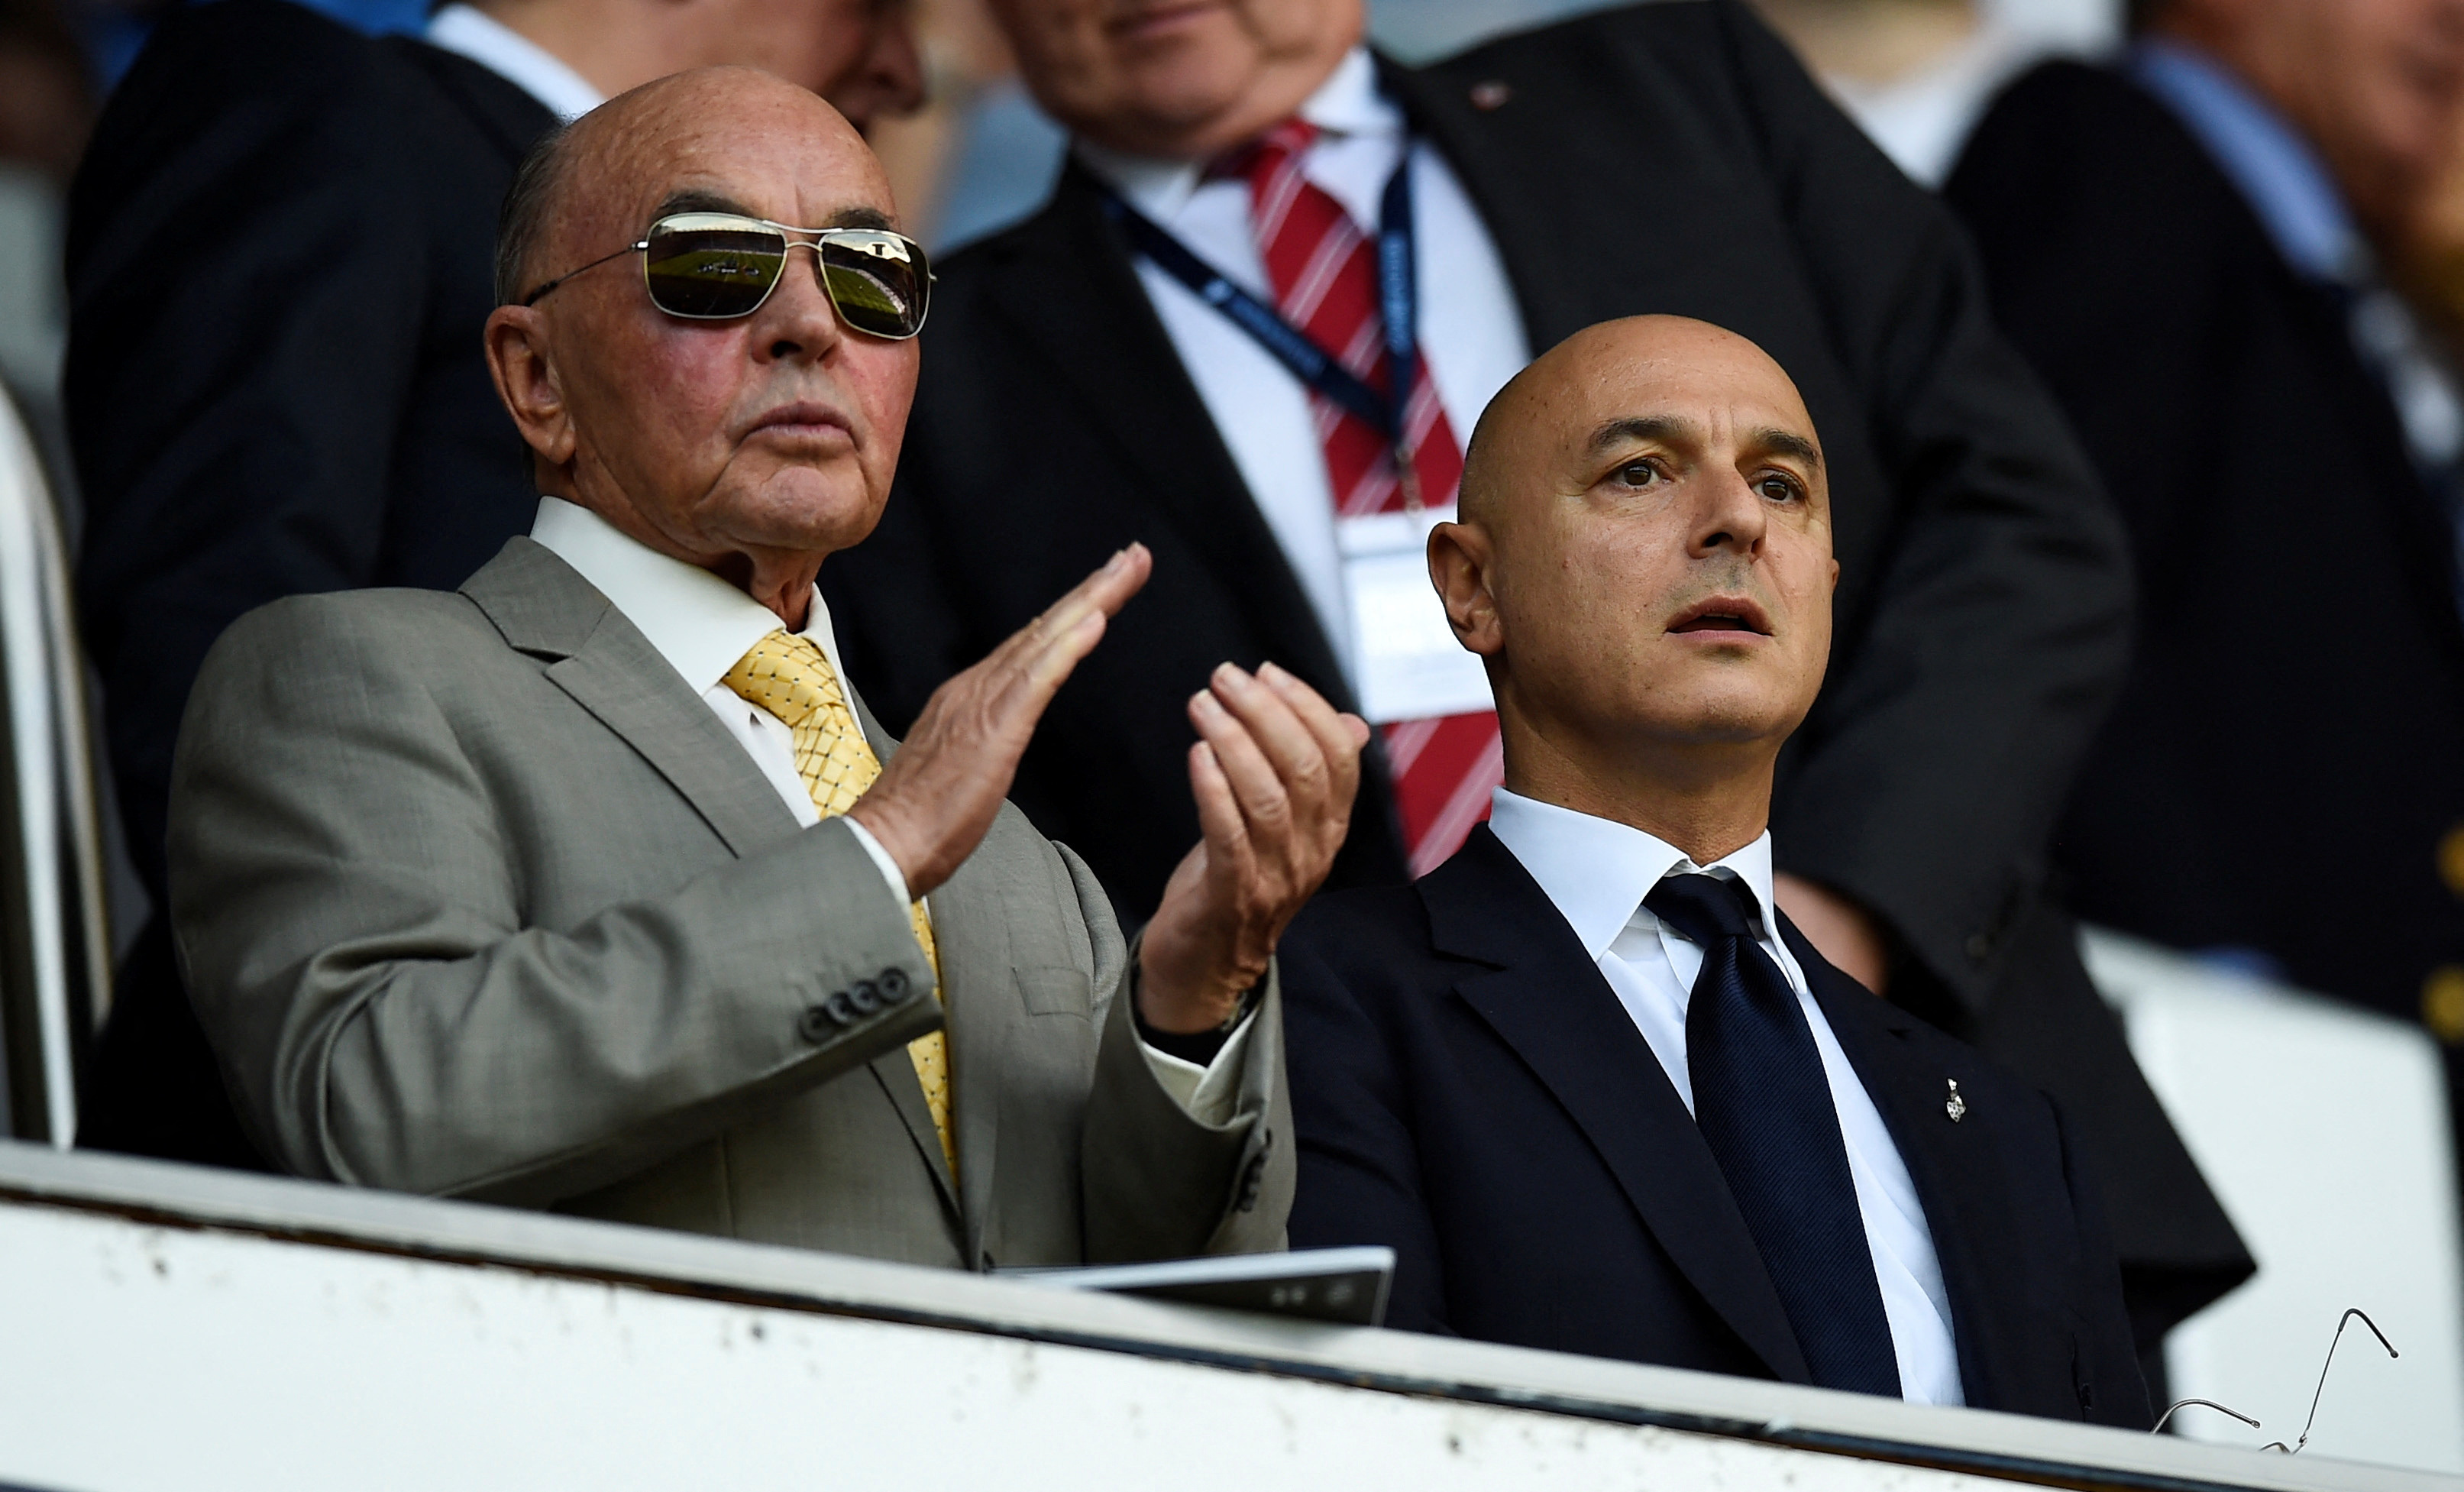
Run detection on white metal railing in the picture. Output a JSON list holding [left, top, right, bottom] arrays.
[[0, 388, 108, 1144], [0, 1140, 2451, 1492]]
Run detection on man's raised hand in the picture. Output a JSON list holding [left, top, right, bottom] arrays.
[[850, 545, 1151, 896], [1138, 662, 1370, 1034]]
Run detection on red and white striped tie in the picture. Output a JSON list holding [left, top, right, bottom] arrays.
[[1230, 121, 1502, 875]]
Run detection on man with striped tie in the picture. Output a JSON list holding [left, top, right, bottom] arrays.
[[820, 0, 2254, 1349], [163, 67, 1363, 1268], [1279, 315, 2149, 1424]]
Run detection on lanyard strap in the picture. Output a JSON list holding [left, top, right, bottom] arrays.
[[1103, 149, 1420, 450]]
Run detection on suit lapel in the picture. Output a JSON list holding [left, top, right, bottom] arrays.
[[851, 690, 973, 1235], [1383, 53, 1647, 360], [971, 167, 1414, 853], [1382, 57, 1562, 356], [2288, 276, 2464, 668], [1787, 923, 2014, 1408], [462, 540, 804, 861], [926, 842, 1011, 1266], [467, 543, 970, 1232], [973, 165, 1362, 710], [1428, 828, 1812, 1384]]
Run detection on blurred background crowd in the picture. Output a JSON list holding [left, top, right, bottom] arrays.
[[0, 0, 2180, 529], [10, 0, 2464, 1464]]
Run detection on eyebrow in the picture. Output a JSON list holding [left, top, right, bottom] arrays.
[[648, 193, 897, 234], [1586, 415, 1822, 470], [1749, 426, 1824, 471], [1588, 415, 1692, 454], [655, 188, 755, 218]]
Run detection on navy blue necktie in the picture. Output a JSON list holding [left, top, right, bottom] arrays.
[[1644, 872, 1903, 1398]]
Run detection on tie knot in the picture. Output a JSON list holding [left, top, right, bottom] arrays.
[[722, 629, 844, 730], [1208, 118, 1320, 185], [1643, 871, 1762, 948]]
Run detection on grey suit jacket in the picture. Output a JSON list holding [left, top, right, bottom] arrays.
[[167, 537, 1293, 1269]]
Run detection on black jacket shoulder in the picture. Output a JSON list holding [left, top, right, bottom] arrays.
[[1958, 57, 2193, 171], [1947, 58, 2281, 330], [72, 0, 545, 247], [1420, 0, 1750, 96]]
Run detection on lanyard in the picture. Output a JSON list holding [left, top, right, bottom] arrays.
[[1104, 149, 1430, 507]]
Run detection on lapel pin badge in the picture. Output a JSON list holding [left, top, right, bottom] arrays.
[[1945, 1079, 1967, 1123], [1470, 79, 1513, 111]]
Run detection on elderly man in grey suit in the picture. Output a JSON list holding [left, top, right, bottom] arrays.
[[164, 65, 1369, 1269]]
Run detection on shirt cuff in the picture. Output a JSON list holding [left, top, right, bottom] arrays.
[[839, 816, 912, 908], [1139, 1012, 1257, 1128]]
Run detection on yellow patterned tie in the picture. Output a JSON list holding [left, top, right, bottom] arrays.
[[723, 629, 954, 1176]]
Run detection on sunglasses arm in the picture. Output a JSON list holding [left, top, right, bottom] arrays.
[[518, 241, 651, 309]]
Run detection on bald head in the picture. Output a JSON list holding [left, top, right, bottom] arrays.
[[1428, 316, 1838, 846], [500, 67, 888, 308], [1460, 316, 1821, 531], [483, 66, 920, 625]]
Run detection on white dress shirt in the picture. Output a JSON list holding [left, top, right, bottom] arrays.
[[1075, 49, 1530, 688], [1485, 789, 1965, 1406], [527, 499, 1250, 1112], [425, 3, 606, 121]]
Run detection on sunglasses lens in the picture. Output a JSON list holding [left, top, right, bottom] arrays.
[[642, 217, 786, 318], [820, 231, 930, 339]]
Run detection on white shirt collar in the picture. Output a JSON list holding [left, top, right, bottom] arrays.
[[529, 496, 849, 693], [1074, 47, 1398, 222], [425, 4, 606, 123], [1485, 788, 1783, 961]]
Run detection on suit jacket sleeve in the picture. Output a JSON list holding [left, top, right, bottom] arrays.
[[1279, 937, 1454, 1334], [2052, 1094, 2156, 1428], [67, 4, 459, 898], [1074, 845, 1295, 1261], [1704, 2, 2135, 1010], [167, 597, 942, 1206]]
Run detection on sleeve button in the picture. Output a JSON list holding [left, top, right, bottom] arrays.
[[797, 1005, 834, 1043], [1235, 1154, 1266, 1213], [824, 989, 860, 1026], [879, 967, 911, 1001], [847, 979, 881, 1015]]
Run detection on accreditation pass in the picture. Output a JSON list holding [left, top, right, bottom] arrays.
[[1338, 504, 1496, 724]]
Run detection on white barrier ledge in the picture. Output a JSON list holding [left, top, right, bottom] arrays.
[[0, 1139, 2449, 1492]]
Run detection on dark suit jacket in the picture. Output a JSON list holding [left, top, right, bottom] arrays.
[[1946, 63, 2464, 1023], [1282, 826, 2151, 1428], [64, 0, 556, 1164], [823, 0, 2249, 1330]]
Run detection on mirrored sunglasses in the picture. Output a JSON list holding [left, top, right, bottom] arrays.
[[522, 212, 933, 340]]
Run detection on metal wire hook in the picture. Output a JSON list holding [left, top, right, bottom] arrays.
[[2259, 1308, 2399, 1455], [2152, 1398, 2262, 1435]]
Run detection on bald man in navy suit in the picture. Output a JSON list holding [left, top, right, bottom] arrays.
[[1282, 317, 2146, 1426]]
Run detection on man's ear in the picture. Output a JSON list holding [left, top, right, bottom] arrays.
[[1429, 520, 1503, 658], [483, 305, 577, 473]]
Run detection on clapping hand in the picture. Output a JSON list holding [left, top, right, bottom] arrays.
[[852, 545, 1151, 895], [1137, 662, 1369, 1034], [849, 541, 1366, 1033]]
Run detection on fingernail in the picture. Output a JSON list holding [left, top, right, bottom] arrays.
[[1214, 662, 1247, 688], [1192, 690, 1221, 717], [1104, 548, 1129, 572], [1259, 661, 1292, 686]]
